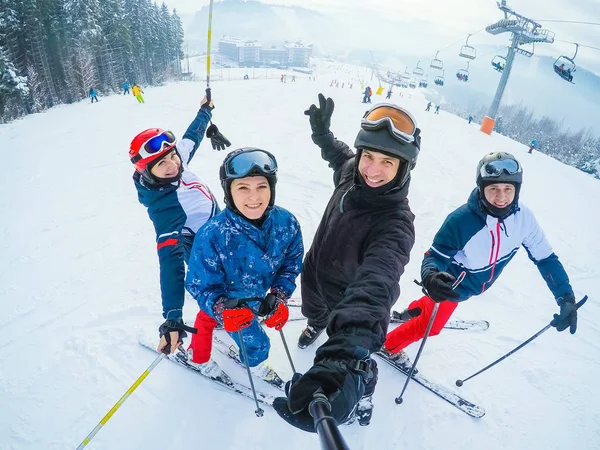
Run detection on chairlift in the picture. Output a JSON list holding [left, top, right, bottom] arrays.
[[413, 61, 424, 76], [419, 75, 428, 88], [553, 43, 577, 83], [434, 70, 445, 87], [459, 34, 476, 60], [456, 61, 470, 82], [430, 51, 444, 70], [491, 55, 506, 72], [409, 79, 417, 89]]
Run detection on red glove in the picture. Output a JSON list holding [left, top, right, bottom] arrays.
[[222, 306, 254, 332], [263, 301, 289, 331]]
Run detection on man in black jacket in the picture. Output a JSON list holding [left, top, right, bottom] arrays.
[[273, 94, 420, 431]]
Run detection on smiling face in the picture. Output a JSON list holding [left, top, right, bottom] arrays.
[[230, 176, 271, 219], [357, 149, 400, 188], [483, 183, 516, 208], [149, 149, 181, 179]]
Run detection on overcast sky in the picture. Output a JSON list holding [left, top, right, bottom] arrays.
[[164, 0, 600, 72]]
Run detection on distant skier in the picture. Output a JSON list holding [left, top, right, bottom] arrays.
[[123, 81, 130, 95], [528, 139, 537, 154], [434, 104, 440, 114], [128, 95, 219, 359], [468, 115, 473, 124], [132, 84, 144, 104], [426, 102, 432, 112], [383, 152, 579, 369], [362, 86, 370, 103], [386, 88, 392, 99], [186, 148, 303, 381], [292, 75, 296, 82], [89, 88, 98, 103], [281, 74, 285, 83]]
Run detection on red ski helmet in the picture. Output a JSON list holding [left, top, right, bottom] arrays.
[[129, 128, 177, 172]]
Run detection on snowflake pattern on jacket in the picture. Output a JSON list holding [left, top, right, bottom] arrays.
[[185, 206, 304, 317]]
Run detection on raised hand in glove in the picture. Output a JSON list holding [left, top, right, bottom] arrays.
[[551, 294, 577, 334], [258, 292, 289, 331], [422, 270, 460, 302], [158, 319, 193, 355], [206, 124, 231, 151], [304, 93, 334, 136], [273, 358, 371, 432]]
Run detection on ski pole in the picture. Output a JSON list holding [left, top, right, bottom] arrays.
[[224, 298, 265, 417], [206, 0, 214, 90], [76, 353, 164, 449], [395, 271, 466, 405], [456, 295, 588, 387], [309, 393, 351, 450], [395, 302, 439, 405], [237, 329, 265, 417], [279, 329, 297, 374]]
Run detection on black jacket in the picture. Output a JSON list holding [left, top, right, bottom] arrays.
[[303, 132, 416, 360]]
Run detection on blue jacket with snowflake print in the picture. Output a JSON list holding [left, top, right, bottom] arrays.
[[185, 206, 304, 316], [134, 108, 220, 321], [421, 189, 574, 303]]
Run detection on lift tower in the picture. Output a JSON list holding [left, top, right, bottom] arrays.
[[480, 1, 555, 134]]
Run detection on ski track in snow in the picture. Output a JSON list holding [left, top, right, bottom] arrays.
[[0, 61, 599, 450]]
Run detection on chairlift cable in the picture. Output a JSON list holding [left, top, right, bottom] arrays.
[[535, 19, 600, 27], [555, 39, 600, 52], [438, 27, 486, 52]]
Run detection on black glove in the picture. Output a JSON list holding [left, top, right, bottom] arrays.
[[422, 270, 460, 302], [273, 358, 371, 432], [206, 123, 231, 151], [304, 93, 334, 136], [158, 319, 195, 355], [551, 295, 577, 334]]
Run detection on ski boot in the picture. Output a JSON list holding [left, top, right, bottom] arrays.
[[297, 324, 325, 349], [378, 346, 418, 374]]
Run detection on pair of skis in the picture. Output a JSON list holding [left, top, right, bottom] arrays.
[[139, 335, 284, 407]]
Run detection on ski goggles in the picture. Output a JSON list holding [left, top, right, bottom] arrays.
[[138, 131, 177, 160], [361, 104, 418, 145], [222, 149, 278, 179], [479, 159, 522, 179]]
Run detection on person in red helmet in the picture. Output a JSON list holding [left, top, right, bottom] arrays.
[[129, 95, 220, 357]]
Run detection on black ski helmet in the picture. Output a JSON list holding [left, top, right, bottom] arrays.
[[476, 152, 523, 218], [354, 105, 421, 189], [219, 147, 278, 209]]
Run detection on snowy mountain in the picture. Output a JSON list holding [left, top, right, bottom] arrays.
[[0, 61, 598, 450]]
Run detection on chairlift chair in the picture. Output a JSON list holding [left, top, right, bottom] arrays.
[[430, 51, 444, 70], [491, 55, 506, 72], [459, 34, 476, 60], [434, 70, 445, 87], [456, 62, 470, 82], [553, 43, 578, 83], [413, 61, 424, 76]]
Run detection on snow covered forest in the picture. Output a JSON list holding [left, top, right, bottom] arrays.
[[441, 100, 600, 179], [0, 0, 184, 123]]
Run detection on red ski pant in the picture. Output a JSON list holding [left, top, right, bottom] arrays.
[[384, 296, 459, 353], [189, 310, 217, 364]]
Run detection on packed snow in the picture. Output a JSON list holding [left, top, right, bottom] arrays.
[[0, 62, 598, 450]]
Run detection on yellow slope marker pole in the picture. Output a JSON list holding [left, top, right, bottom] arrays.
[[75, 353, 165, 449]]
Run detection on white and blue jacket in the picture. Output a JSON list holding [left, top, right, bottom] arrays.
[[134, 109, 220, 320], [421, 189, 574, 303], [185, 207, 304, 317]]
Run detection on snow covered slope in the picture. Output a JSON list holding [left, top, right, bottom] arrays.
[[0, 63, 598, 450]]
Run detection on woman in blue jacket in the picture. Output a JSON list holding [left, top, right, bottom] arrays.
[[186, 148, 303, 379], [129, 96, 220, 356], [383, 152, 578, 367]]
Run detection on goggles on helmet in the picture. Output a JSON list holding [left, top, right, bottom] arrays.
[[222, 149, 278, 180], [361, 104, 418, 145], [131, 130, 177, 164], [479, 158, 522, 179]]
